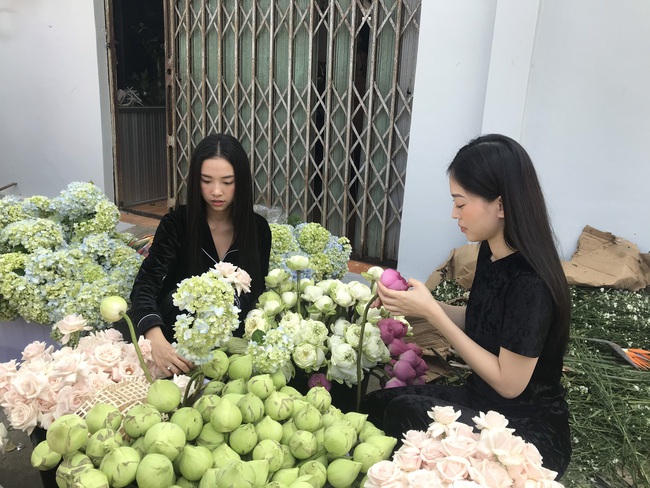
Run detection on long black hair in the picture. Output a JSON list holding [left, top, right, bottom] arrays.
[[185, 134, 263, 295], [447, 134, 571, 353]]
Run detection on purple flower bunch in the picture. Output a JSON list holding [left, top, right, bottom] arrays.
[[378, 317, 429, 388]]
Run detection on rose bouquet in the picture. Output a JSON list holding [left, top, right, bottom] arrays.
[[171, 262, 252, 364], [269, 222, 352, 281], [0, 327, 165, 434], [0, 182, 143, 331], [364, 406, 564, 487]]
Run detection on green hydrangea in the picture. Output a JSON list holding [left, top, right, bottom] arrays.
[[295, 222, 331, 254], [0, 218, 65, 253], [0, 195, 29, 228]]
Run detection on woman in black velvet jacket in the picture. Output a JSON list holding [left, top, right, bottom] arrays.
[[126, 134, 271, 377]]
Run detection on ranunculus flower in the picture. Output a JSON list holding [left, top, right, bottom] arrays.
[[380, 268, 409, 291], [307, 373, 331, 391]]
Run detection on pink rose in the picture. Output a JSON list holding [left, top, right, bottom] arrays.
[[380, 269, 409, 291], [468, 458, 512, 488], [85, 372, 113, 391], [419, 439, 446, 468], [478, 430, 527, 467], [51, 351, 88, 385], [91, 343, 123, 370], [394, 445, 422, 472], [406, 468, 442, 487], [7, 402, 39, 434], [55, 314, 91, 345], [12, 372, 49, 401], [428, 405, 462, 425], [402, 430, 431, 449], [366, 460, 408, 487], [435, 456, 471, 483], [446, 422, 477, 441], [112, 358, 143, 381], [441, 435, 478, 458], [54, 385, 91, 418], [472, 410, 512, 432], [101, 328, 124, 342], [136, 337, 154, 361], [21, 342, 49, 361]]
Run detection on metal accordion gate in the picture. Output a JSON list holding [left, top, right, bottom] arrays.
[[164, 0, 421, 263]]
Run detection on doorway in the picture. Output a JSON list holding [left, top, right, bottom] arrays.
[[108, 0, 168, 219]]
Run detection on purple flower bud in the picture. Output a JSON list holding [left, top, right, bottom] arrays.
[[393, 360, 417, 381], [384, 377, 408, 389], [406, 342, 423, 356], [398, 349, 420, 367], [380, 269, 409, 291], [378, 321, 395, 344], [384, 363, 394, 377], [388, 338, 410, 356], [307, 373, 331, 391], [408, 376, 426, 386]]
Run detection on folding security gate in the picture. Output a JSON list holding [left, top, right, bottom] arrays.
[[164, 0, 421, 263]]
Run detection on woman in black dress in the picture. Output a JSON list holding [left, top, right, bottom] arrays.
[[362, 134, 571, 477]]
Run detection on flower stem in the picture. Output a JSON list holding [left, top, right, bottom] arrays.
[[120, 311, 154, 384], [356, 293, 378, 411], [182, 369, 206, 407], [296, 270, 302, 317]]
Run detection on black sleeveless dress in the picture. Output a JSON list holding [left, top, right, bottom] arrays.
[[362, 241, 571, 477]]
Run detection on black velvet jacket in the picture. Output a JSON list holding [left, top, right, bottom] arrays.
[[127, 206, 271, 342]]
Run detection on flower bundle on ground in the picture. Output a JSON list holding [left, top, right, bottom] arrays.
[[364, 406, 564, 487], [0, 182, 143, 329], [269, 222, 352, 281], [172, 262, 252, 365], [0, 329, 163, 434]]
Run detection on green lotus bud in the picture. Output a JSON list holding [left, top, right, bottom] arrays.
[[100, 296, 128, 323], [146, 379, 182, 413], [46, 414, 89, 456], [271, 370, 287, 389], [343, 412, 368, 434], [358, 423, 384, 442], [323, 421, 356, 457], [221, 392, 245, 406], [281, 418, 298, 445], [195, 423, 227, 450], [289, 430, 318, 460], [271, 467, 300, 485], [203, 380, 226, 396], [298, 460, 327, 488], [264, 391, 294, 422], [265, 482, 289, 488], [201, 350, 230, 380], [247, 374, 275, 399], [211, 443, 241, 469], [136, 453, 175, 488], [252, 438, 285, 473], [288, 475, 319, 488], [279, 444, 295, 469], [175, 478, 199, 488], [193, 394, 222, 423], [99, 446, 140, 488], [222, 378, 249, 396], [228, 423, 258, 455], [122, 403, 162, 439], [71, 468, 110, 487], [56, 453, 93, 488], [279, 386, 304, 399], [84, 403, 122, 435], [321, 407, 344, 428], [291, 399, 310, 414], [250, 416, 280, 444], [143, 422, 186, 461], [326, 458, 362, 488], [365, 434, 398, 460], [85, 428, 123, 467], [313, 428, 325, 451], [228, 354, 253, 381], [246, 459, 270, 488], [209, 397, 243, 433], [31, 440, 62, 471], [305, 387, 331, 413], [293, 404, 322, 432], [178, 445, 213, 481], [215, 460, 256, 488], [170, 406, 203, 441], [130, 436, 147, 458], [198, 468, 218, 488], [352, 442, 384, 473], [238, 392, 265, 423]]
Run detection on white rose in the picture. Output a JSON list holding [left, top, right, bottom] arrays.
[[302, 285, 324, 302]]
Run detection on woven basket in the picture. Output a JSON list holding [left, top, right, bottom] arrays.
[[74, 377, 151, 418]]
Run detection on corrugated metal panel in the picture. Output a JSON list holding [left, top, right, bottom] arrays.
[[117, 107, 167, 207]]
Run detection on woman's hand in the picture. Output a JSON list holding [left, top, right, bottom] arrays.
[[144, 327, 194, 377], [376, 278, 443, 323]]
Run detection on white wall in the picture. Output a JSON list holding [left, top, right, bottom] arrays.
[[0, 0, 113, 200], [399, 0, 650, 282], [397, 0, 498, 281]]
